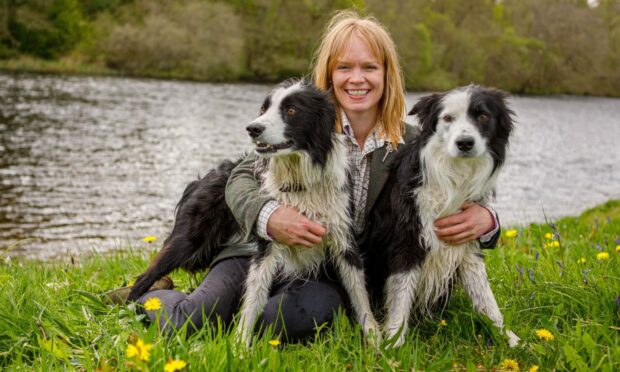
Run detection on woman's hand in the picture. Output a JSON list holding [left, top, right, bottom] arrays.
[[434, 202, 495, 245], [267, 206, 327, 248]]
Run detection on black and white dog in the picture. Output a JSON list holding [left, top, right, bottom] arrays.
[[128, 79, 379, 347], [369, 85, 520, 347]]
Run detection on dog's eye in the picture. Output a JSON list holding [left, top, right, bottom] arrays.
[[478, 113, 489, 123], [442, 114, 454, 123], [287, 107, 297, 116]]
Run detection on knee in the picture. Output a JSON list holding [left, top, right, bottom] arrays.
[[258, 281, 347, 343]]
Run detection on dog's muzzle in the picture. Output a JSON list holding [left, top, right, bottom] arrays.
[[246, 123, 294, 154]]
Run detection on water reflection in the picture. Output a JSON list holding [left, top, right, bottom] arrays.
[[1, 73, 619, 259]]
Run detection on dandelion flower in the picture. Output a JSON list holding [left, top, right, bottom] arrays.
[[439, 319, 447, 327], [499, 358, 520, 371], [144, 297, 162, 311], [544, 233, 554, 239], [528, 366, 539, 372], [535, 328, 554, 341], [597, 252, 610, 261], [505, 229, 518, 238], [577, 257, 586, 264], [615, 245, 620, 254], [164, 359, 188, 372], [126, 338, 153, 361], [143, 236, 157, 243], [268, 339, 281, 347], [544, 241, 560, 248]]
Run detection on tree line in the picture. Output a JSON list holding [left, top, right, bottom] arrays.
[[1, 0, 619, 96]]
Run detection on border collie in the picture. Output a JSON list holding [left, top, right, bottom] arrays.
[[369, 85, 520, 347], [128, 79, 379, 347]]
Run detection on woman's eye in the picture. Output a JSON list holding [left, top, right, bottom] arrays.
[[287, 107, 297, 116], [336, 65, 349, 70], [478, 113, 489, 123], [442, 114, 454, 123]]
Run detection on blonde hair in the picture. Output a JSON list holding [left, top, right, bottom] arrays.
[[312, 9, 405, 147]]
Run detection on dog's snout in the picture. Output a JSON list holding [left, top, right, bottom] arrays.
[[456, 136, 475, 152], [246, 123, 265, 138]]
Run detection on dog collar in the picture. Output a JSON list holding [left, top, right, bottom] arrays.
[[279, 183, 306, 192]]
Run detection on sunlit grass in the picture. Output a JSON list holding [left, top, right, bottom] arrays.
[[1, 201, 619, 370]]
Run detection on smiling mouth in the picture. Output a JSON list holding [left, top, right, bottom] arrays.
[[346, 89, 369, 96], [254, 140, 294, 153]]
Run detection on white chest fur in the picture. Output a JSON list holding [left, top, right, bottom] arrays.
[[414, 137, 497, 309], [260, 136, 352, 277]]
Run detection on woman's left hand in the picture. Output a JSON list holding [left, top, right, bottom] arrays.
[[433, 202, 495, 245]]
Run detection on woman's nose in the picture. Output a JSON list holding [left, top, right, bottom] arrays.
[[349, 68, 364, 83]]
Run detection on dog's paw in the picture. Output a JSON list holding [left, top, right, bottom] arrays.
[[362, 316, 382, 349], [383, 326, 407, 349], [234, 325, 253, 350], [506, 330, 520, 348]]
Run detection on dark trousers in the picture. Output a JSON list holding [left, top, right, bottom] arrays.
[[137, 257, 348, 342]]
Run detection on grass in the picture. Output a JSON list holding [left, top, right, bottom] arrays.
[[0, 55, 117, 79], [1, 201, 619, 371]]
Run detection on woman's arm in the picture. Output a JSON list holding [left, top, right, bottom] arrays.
[[433, 202, 501, 248], [224, 153, 274, 241], [224, 153, 326, 246]]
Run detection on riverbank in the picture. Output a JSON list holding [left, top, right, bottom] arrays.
[[1, 200, 618, 370]]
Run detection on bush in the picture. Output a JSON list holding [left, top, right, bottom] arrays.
[[8, 0, 85, 59], [93, 0, 244, 80]]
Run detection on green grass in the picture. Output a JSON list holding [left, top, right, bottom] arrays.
[[1, 201, 620, 371]]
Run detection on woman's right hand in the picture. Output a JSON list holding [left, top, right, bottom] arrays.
[[266, 206, 326, 248]]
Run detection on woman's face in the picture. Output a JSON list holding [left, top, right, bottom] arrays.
[[331, 33, 385, 122]]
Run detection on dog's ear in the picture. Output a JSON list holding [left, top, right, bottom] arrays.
[[409, 93, 444, 131], [485, 87, 515, 138], [482, 87, 515, 172]]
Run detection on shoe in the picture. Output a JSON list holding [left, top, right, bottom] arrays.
[[102, 276, 174, 305]]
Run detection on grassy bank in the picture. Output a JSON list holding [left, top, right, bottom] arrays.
[[1, 201, 619, 371]]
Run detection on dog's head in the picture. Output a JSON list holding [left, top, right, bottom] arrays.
[[246, 79, 336, 167], [409, 85, 514, 170]]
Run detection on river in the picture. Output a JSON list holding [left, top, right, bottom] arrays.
[[1, 73, 619, 259]]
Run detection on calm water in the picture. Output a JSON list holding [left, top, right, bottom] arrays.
[[1, 73, 619, 259]]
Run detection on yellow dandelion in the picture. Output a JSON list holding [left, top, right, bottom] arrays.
[[616, 245, 620, 253], [164, 359, 188, 372], [268, 339, 281, 347], [125, 338, 153, 362], [505, 229, 518, 238], [597, 252, 610, 261], [577, 257, 586, 264], [528, 365, 539, 372], [535, 328, 555, 341], [144, 297, 162, 311], [544, 241, 560, 248], [499, 358, 520, 371], [439, 319, 447, 327], [143, 236, 157, 243], [544, 233, 554, 239]]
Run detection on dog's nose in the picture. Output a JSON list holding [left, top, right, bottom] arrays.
[[246, 123, 265, 138], [456, 136, 475, 152]]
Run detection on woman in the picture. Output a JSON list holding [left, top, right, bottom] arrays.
[[131, 10, 499, 342]]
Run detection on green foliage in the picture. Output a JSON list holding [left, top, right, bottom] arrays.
[[1, 0, 620, 95], [7, 0, 86, 59], [1, 201, 620, 370]]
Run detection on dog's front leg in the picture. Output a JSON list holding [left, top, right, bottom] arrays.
[[459, 253, 520, 347], [382, 269, 420, 347], [334, 251, 381, 348], [236, 253, 279, 348]]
